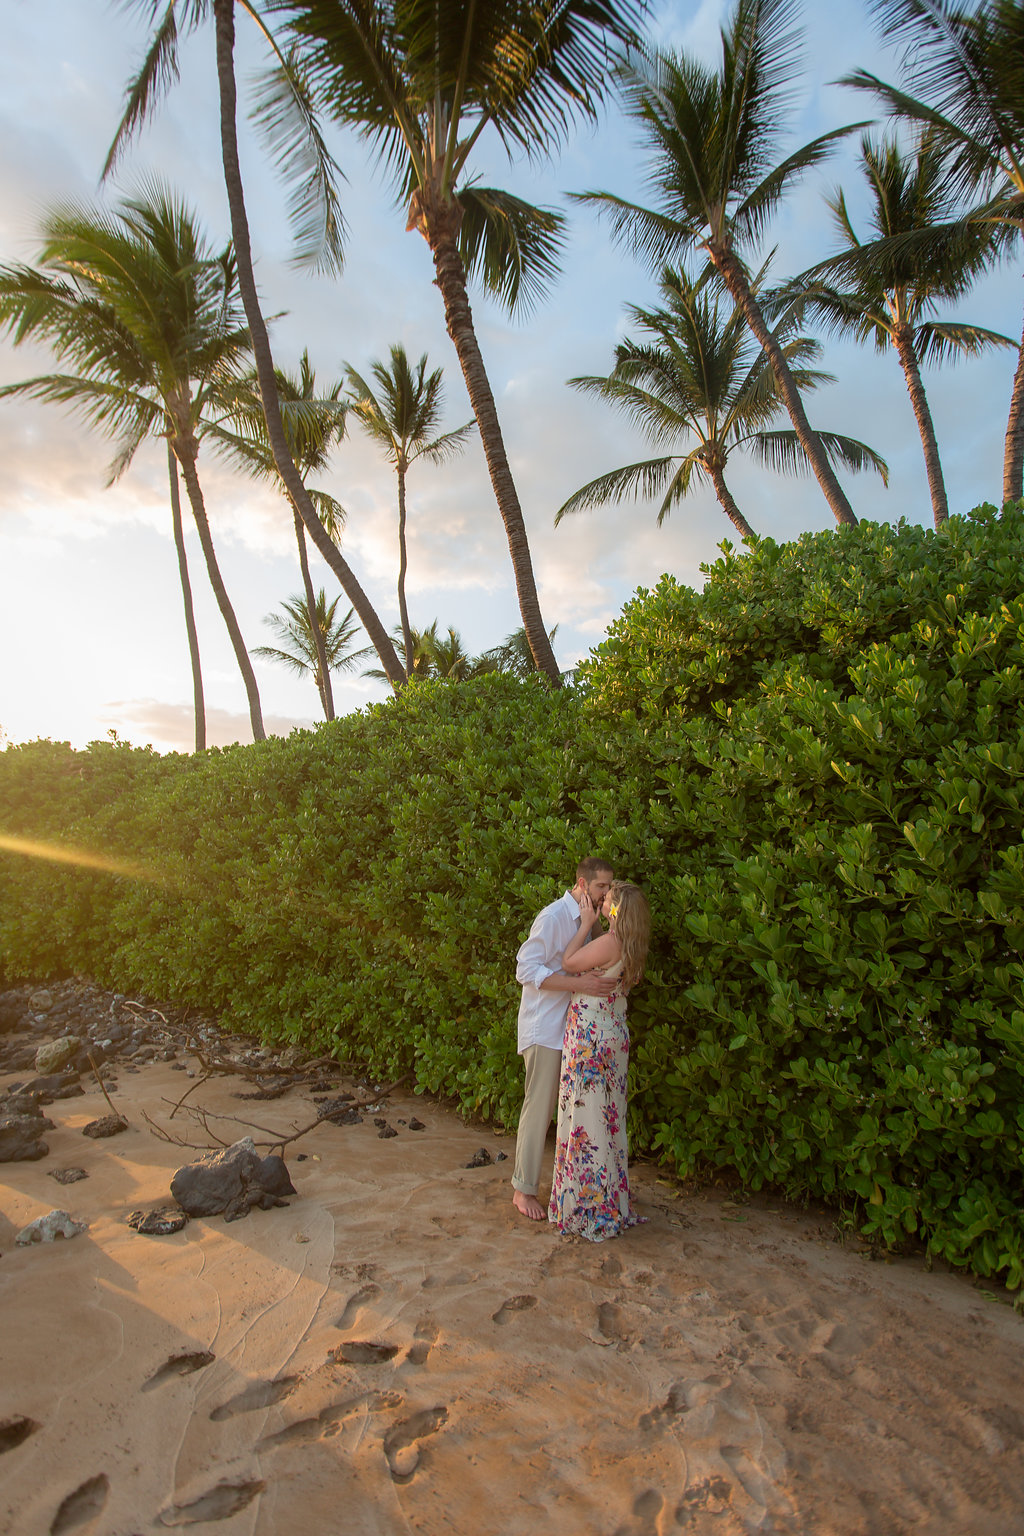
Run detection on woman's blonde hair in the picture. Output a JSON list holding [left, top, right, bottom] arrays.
[[609, 880, 650, 991]]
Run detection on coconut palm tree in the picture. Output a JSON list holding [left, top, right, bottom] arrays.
[[262, 0, 647, 682], [0, 188, 264, 744], [108, 0, 408, 689], [558, 264, 887, 540], [361, 620, 485, 682], [791, 133, 1013, 528], [577, 0, 869, 526], [212, 351, 348, 718], [345, 345, 474, 677], [477, 625, 561, 679], [254, 589, 369, 716], [842, 0, 1024, 499]]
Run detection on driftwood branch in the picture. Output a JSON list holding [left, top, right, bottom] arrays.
[[87, 1052, 127, 1126], [144, 1073, 413, 1154]]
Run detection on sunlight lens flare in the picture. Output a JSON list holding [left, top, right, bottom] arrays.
[[0, 833, 162, 884]]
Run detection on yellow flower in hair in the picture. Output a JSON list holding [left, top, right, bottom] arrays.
[[609, 901, 620, 919]]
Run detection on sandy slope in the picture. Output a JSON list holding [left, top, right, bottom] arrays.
[[2, 1061, 1023, 1536]]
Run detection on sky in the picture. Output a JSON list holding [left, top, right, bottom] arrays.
[[0, 0, 1019, 753]]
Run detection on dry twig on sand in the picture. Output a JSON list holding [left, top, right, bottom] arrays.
[[144, 1074, 413, 1154]]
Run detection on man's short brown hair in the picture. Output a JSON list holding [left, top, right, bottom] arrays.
[[576, 856, 614, 882]]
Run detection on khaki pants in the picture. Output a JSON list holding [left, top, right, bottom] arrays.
[[511, 1045, 562, 1196]]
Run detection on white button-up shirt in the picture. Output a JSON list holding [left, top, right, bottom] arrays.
[[515, 890, 584, 1053]]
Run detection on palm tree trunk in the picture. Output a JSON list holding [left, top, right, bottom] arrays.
[[172, 434, 266, 742], [705, 460, 756, 539], [212, 0, 406, 692], [892, 323, 948, 527], [711, 244, 858, 527], [396, 464, 414, 677], [1004, 307, 1024, 504], [416, 207, 561, 685], [168, 443, 206, 752], [292, 506, 335, 720]]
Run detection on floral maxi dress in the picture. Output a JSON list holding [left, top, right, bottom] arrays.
[[548, 961, 644, 1241]]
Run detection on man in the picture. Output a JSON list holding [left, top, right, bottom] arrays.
[[511, 857, 616, 1221]]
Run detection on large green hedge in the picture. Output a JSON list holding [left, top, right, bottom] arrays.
[[2, 504, 1023, 1286]]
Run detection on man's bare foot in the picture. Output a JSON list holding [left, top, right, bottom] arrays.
[[512, 1189, 546, 1221]]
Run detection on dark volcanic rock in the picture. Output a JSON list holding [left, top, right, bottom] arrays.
[[127, 1206, 189, 1235], [465, 1147, 493, 1168], [257, 1154, 297, 1199], [171, 1137, 296, 1221], [81, 1114, 129, 1139], [0, 1111, 54, 1162], [315, 1097, 362, 1126], [49, 1166, 89, 1185], [374, 1119, 398, 1139]]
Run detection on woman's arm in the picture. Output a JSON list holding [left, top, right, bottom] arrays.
[[562, 893, 621, 973], [563, 930, 621, 973]]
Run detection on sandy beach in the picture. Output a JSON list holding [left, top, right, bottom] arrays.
[[2, 1013, 1024, 1536]]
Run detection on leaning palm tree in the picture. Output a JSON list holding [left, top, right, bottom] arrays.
[[791, 133, 1012, 528], [345, 345, 474, 677], [0, 188, 264, 744], [254, 589, 368, 716], [212, 351, 349, 718], [842, 0, 1024, 499], [577, 0, 869, 527], [558, 264, 887, 540], [262, 0, 648, 682], [107, 0, 408, 688]]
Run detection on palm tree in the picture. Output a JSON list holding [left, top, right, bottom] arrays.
[[558, 264, 887, 540], [362, 620, 484, 682], [213, 350, 349, 718], [108, 0, 408, 689], [477, 625, 561, 679], [842, 0, 1024, 499], [0, 188, 264, 744], [264, 0, 648, 682], [345, 345, 474, 677], [254, 589, 369, 716], [791, 134, 1013, 528], [577, 0, 869, 527]]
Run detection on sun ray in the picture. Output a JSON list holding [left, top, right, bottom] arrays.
[[0, 833, 161, 884]]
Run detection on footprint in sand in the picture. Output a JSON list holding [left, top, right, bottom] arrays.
[[0, 1416, 40, 1454], [142, 1352, 215, 1391], [612, 1487, 667, 1536], [209, 1376, 298, 1421], [156, 1480, 265, 1526], [492, 1294, 537, 1325], [405, 1320, 439, 1365], [49, 1475, 109, 1535], [638, 1384, 689, 1432], [597, 1301, 632, 1342], [257, 1390, 404, 1450], [383, 1406, 448, 1482], [331, 1340, 400, 1365], [335, 1282, 381, 1331]]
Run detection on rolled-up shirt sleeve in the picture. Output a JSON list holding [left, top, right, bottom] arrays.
[[515, 927, 559, 990]]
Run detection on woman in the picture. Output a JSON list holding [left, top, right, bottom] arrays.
[[548, 879, 651, 1241]]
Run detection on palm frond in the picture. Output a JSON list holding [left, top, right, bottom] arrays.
[[914, 318, 1017, 364], [747, 428, 889, 483], [249, 47, 348, 274], [554, 458, 678, 523], [105, 1, 191, 178], [456, 184, 566, 314]]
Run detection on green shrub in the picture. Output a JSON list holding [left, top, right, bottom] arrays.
[[2, 504, 1023, 1286]]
